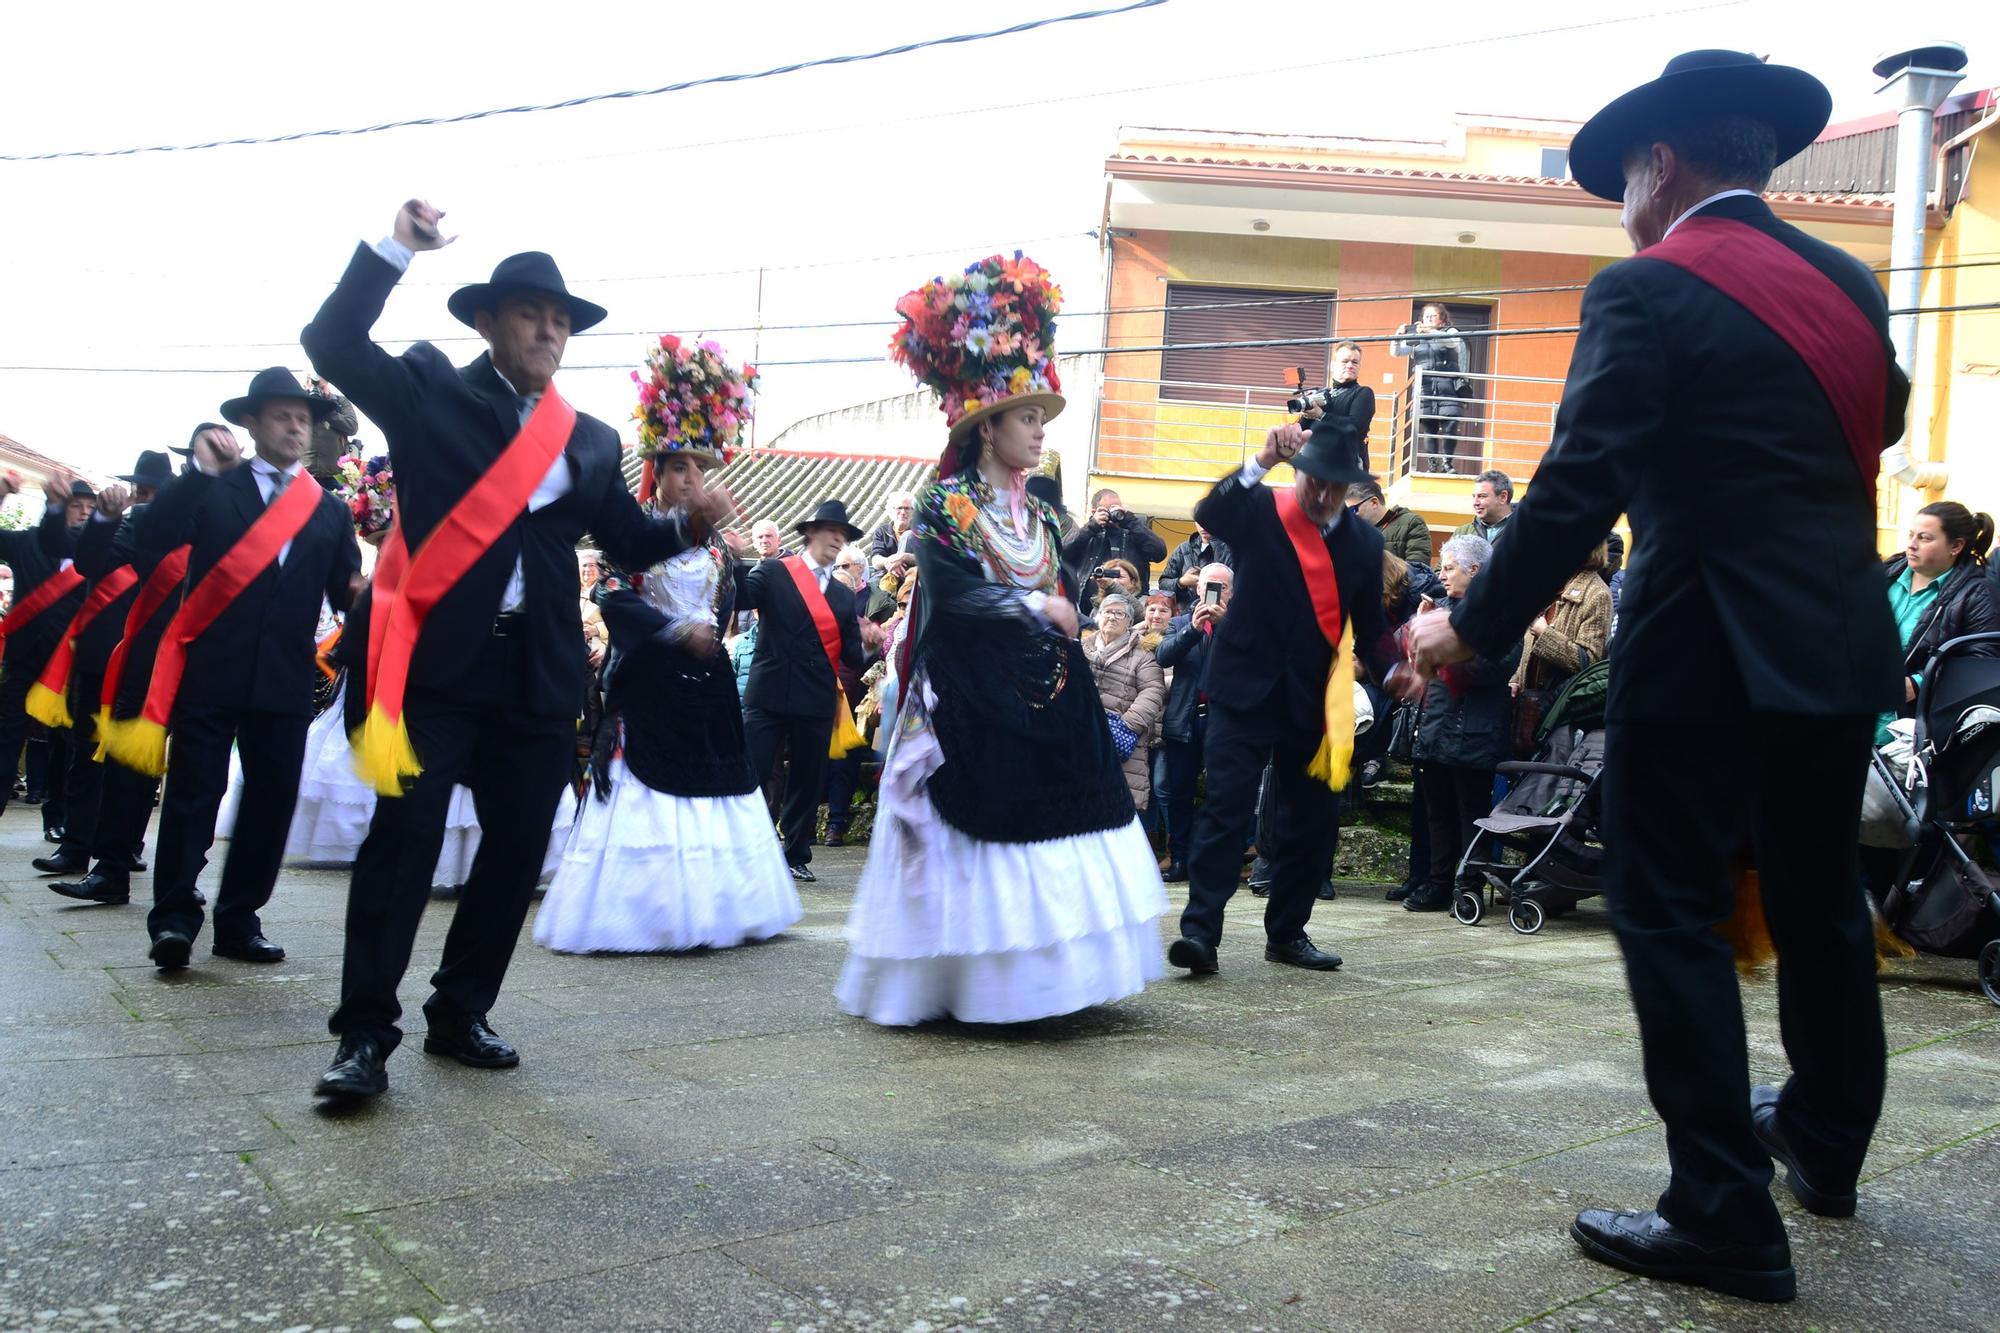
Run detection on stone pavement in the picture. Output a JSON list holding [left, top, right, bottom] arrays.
[[2, 813, 1997, 1333]]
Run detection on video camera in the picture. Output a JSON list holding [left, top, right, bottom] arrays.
[[1283, 365, 1344, 418]]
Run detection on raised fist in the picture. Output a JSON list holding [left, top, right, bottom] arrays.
[[190, 425, 242, 475], [95, 483, 131, 518], [393, 199, 454, 252]]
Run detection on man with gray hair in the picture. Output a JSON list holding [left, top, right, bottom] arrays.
[[1453, 471, 1512, 544], [1408, 51, 1908, 1301], [867, 490, 918, 582]]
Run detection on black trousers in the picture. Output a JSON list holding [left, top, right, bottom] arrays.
[[1161, 721, 1206, 863], [54, 669, 105, 857], [0, 658, 36, 813], [88, 759, 159, 880], [1180, 695, 1338, 948], [331, 633, 573, 1053], [1603, 713, 1884, 1243], [34, 726, 69, 834], [822, 744, 880, 834], [148, 702, 309, 945], [1418, 761, 1492, 895], [745, 707, 832, 867]]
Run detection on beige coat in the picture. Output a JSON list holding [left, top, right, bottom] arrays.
[[1511, 572, 1612, 693], [1084, 628, 1166, 811]]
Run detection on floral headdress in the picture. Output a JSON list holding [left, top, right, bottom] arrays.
[[631, 334, 757, 497], [890, 252, 1065, 476], [333, 453, 394, 538]]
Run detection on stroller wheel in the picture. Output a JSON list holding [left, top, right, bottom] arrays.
[[1452, 891, 1484, 926], [1509, 897, 1546, 935], [1980, 939, 2000, 1007]]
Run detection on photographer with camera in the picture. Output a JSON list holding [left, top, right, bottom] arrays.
[[1063, 488, 1165, 613], [1392, 304, 1472, 473], [1293, 341, 1376, 460], [1082, 557, 1142, 619]]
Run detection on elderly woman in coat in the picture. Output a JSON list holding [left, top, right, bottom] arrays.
[[1084, 591, 1167, 812], [1508, 541, 1614, 742], [1407, 534, 1521, 912]]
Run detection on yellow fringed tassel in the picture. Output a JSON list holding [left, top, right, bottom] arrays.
[[91, 707, 117, 762], [1870, 903, 1918, 969], [24, 680, 71, 730], [828, 695, 865, 759], [104, 716, 169, 777], [350, 705, 423, 798], [1722, 866, 1777, 974], [1305, 621, 1358, 792]]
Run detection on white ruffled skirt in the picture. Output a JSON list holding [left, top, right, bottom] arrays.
[[533, 757, 801, 954], [835, 680, 1167, 1027], [215, 684, 577, 887]]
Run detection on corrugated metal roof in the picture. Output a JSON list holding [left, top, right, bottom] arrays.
[[1769, 105, 1989, 200], [1106, 153, 1894, 208], [616, 448, 936, 548]]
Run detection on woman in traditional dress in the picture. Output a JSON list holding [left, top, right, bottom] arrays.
[[835, 254, 1166, 1026], [533, 339, 797, 954]]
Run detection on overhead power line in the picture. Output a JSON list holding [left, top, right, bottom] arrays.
[[0, 0, 1170, 161]]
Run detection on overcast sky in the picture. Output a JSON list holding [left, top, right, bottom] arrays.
[[2, 0, 1994, 477]]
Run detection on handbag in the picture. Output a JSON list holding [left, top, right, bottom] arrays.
[[1105, 709, 1140, 761], [1386, 701, 1417, 762]]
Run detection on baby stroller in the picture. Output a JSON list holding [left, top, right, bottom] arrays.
[[1453, 660, 1610, 933], [1862, 630, 2000, 1005]]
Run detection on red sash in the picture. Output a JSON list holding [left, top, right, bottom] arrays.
[[781, 555, 864, 758], [93, 545, 190, 759], [1641, 215, 1887, 493], [1274, 489, 1357, 789], [0, 567, 83, 652], [352, 387, 577, 795], [104, 474, 324, 776], [25, 566, 140, 729]]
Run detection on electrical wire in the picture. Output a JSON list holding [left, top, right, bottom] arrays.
[[0, 1, 1171, 161]]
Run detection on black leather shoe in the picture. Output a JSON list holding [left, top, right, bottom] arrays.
[[1247, 880, 1271, 898], [149, 930, 192, 970], [42, 827, 64, 845], [1317, 879, 1337, 901], [1265, 936, 1342, 970], [1162, 861, 1188, 883], [32, 847, 88, 876], [789, 864, 817, 883], [1166, 936, 1218, 975], [1751, 1084, 1858, 1218], [824, 829, 846, 848], [1403, 888, 1453, 912], [1570, 1208, 1794, 1303], [50, 871, 130, 905], [1385, 883, 1414, 902], [314, 1035, 388, 1102], [423, 1015, 520, 1069], [212, 934, 286, 963]]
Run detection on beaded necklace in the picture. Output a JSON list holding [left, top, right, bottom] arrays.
[[965, 480, 1060, 594]]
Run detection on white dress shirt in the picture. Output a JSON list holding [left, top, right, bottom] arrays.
[[247, 456, 304, 566], [370, 235, 574, 615], [1662, 188, 1760, 241]]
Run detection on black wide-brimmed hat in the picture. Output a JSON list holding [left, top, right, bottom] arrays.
[[1568, 50, 1831, 202], [117, 450, 175, 488], [447, 252, 608, 333], [793, 499, 865, 543], [221, 367, 342, 428], [1291, 415, 1371, 486]]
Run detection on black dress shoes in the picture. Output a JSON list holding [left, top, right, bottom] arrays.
[[788, 864, 817, 883], [149, 930, 192, 970], [1166, 936, 1218, 975], [1265, 936, 1342, 970], [1316, 879, 1337, 901], [1162, 861, 1188, 883], [50, 872, 130, 905], [1385, 883, 1414, 901], [32, 847, 88, 875], [212, 935, 286, 963], [1570, 1208, 1795, 1303], [1751, 1084, 1858, 1217], [1403, 887, 1453, 912], [423, 1015, 520, 1069], [314, 1035, 389, 1102]]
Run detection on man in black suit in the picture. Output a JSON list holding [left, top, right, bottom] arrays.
[[1166, 418, 1415, 976], [49, 452, 185, 908], [136, 380, 362, 971], [1410, 53, 1907, 1303], [0, 472, 91, 831], [30, 452, 171, 880], [302, 199, 729, 1103], [739, 500, 871, 882]]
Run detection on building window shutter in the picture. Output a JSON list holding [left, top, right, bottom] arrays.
[[1159, 283, 1335, 408]]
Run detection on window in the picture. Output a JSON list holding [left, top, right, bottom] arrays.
[[1159, 282, 1335, 408], [1539, 146, 1570, 180]]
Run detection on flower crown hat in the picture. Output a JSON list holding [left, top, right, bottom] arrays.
[[631, 333, 759, 497], [890, 252, 1065, 478]]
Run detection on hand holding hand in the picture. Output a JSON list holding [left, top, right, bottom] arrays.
[[0, 469, 21, 498], [1404, 611, 1475, 679], [95, 483, 131, 518], [1257, 423, 1305, 470], [690, 482, 739, 532], [681, 623, 716, 659], [860, 618, 885, 653], [1043, 595, 1080, 639], [719, 527, 747, 555], [191, 426, 242, 474], [393, 198, 454, 252], [42, 467, 76, 508]]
